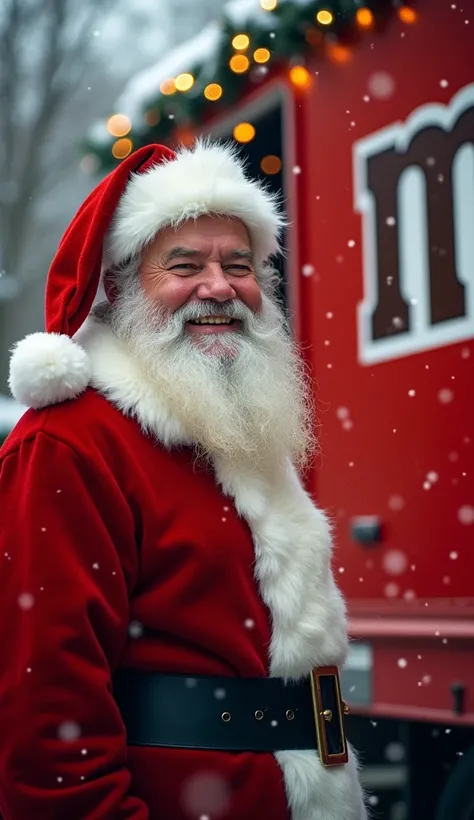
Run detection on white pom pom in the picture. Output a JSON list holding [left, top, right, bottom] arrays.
[[8, 332, 91, 409]]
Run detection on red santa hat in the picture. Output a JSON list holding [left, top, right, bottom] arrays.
[[9, 139, 285, 410]]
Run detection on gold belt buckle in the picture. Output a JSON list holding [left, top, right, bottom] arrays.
[[310, 666, 349, 767]]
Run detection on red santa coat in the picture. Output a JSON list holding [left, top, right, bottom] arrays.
[[0, 317, 366, 820]]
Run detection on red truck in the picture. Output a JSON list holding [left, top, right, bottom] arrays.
[[197, 2, 473, 816]]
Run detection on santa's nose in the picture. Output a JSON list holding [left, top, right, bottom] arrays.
[[195, 264, 237, 302]]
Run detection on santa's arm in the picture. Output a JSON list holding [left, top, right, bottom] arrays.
[[0, 432, 149, 819]]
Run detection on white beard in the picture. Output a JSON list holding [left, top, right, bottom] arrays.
[[101, 280, 315, 473]]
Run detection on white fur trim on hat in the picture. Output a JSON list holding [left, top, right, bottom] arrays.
[[9, 333, 91, 410], [106, 140, 286, 266]]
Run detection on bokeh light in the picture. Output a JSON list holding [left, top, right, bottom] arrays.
[[232, 34, 250, 50], [260, 154, 282, 174], [175, 73, 194, 92], [106, 113, 131, 138], [112, 138, 133, 159], [233, 122, 256, 143], [204, 83, 223, 101], [254, 47, 271, 64], [229, 54, 250, 73]]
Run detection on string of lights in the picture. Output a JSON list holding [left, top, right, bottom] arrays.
[[82, 0, 417, 172]]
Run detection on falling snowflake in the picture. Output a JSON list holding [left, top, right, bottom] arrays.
[[223, 506, 229, 512], [439, 387, 454, 403], [185, 678, 197, 688], [221, 517, 227, 522], [57, 776, 63, 783], [214, 688, 226, 700], [56, 489, 62, 494], [347, 239, 356, 248], [449, 551, 458, 560], [271, 720, 278, 727], [81, 749, 88, 756], [423, 481, 431, 490], [440, 79, 449, 87], [128, 621, 143, 639], [181, 772, 231, 818], [58, 721, 81, 742], [385, 582, 399, 598], [368, 71, 395, 99], [461, 347, 471, 359], [392, 316, 404, 329], [408, 389, 416, 397], [92, 563, 99, 570], [301, 264, 315, 277], [387, 275, 394, 285], [363, 95, 370, 102], [385, 742, 405, 762], [388, 495, 405, 511], [458, 505, 474, 525], [422, 675, 432, 685], [397, 658, 408, 669], [386, 216, 396, 226], [18, 593, 35, 610], [336, 407, 350, 420], [437, 173, 444, 183], [342, 419, 353, 430], [427, 471, 439, 483], [326, 311, 334, 319], [26, 667, 32, 673], [426, 157, 436, 167], [383, 550, 408, 575], [404, 590, 416, 602], [338, 567, 345, 573], [292, 165, 301, 175], [244, 618, 255, 629]]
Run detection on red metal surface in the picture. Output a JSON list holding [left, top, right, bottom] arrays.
[[202, 0, 474, 723], [293, 0, 474, 610]]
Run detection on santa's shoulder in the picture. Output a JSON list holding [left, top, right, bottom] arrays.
[[0, 388, 136, 464]]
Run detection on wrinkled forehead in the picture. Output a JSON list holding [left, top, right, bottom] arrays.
[[146, 214, 252, 258]]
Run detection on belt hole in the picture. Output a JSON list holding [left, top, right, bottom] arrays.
[[254, 709, 264, 721], [286, 709, 295, 721], [221, 712, 232, 722]]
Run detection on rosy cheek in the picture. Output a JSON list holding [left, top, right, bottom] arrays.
[[236, 279, 262, 313]]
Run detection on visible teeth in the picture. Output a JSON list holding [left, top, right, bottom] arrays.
[[190, 317, 233, 325]]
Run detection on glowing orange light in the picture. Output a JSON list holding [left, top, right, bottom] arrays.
[[204, 83, 223, 101], [260, 154, 282, 174], [233, 122, 256, 143], [260, 0, 277, 9], [106, 113, 132, 137], [229, 54, 250, 73], [327, 44, 352, 64], [316, 9, 333, 25], [398, 6, 417, 23], [254, 47, 271, 64], [289, 65, 312, 89], [232, 34, 250, 50], [160, 78, 176, 95], [175, 73, 194, 92], [112, 138, 133, 159], [356, 7, 374, 28]]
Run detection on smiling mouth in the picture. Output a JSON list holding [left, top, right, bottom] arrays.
[[187, 317, 236, 325]]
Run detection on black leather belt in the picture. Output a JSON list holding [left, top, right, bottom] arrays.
[[113, 666, 349, 767]]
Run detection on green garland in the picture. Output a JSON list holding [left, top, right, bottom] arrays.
[[83, 0, 399, 172]]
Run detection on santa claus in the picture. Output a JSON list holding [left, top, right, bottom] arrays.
[[0, 141, 367, 819]]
